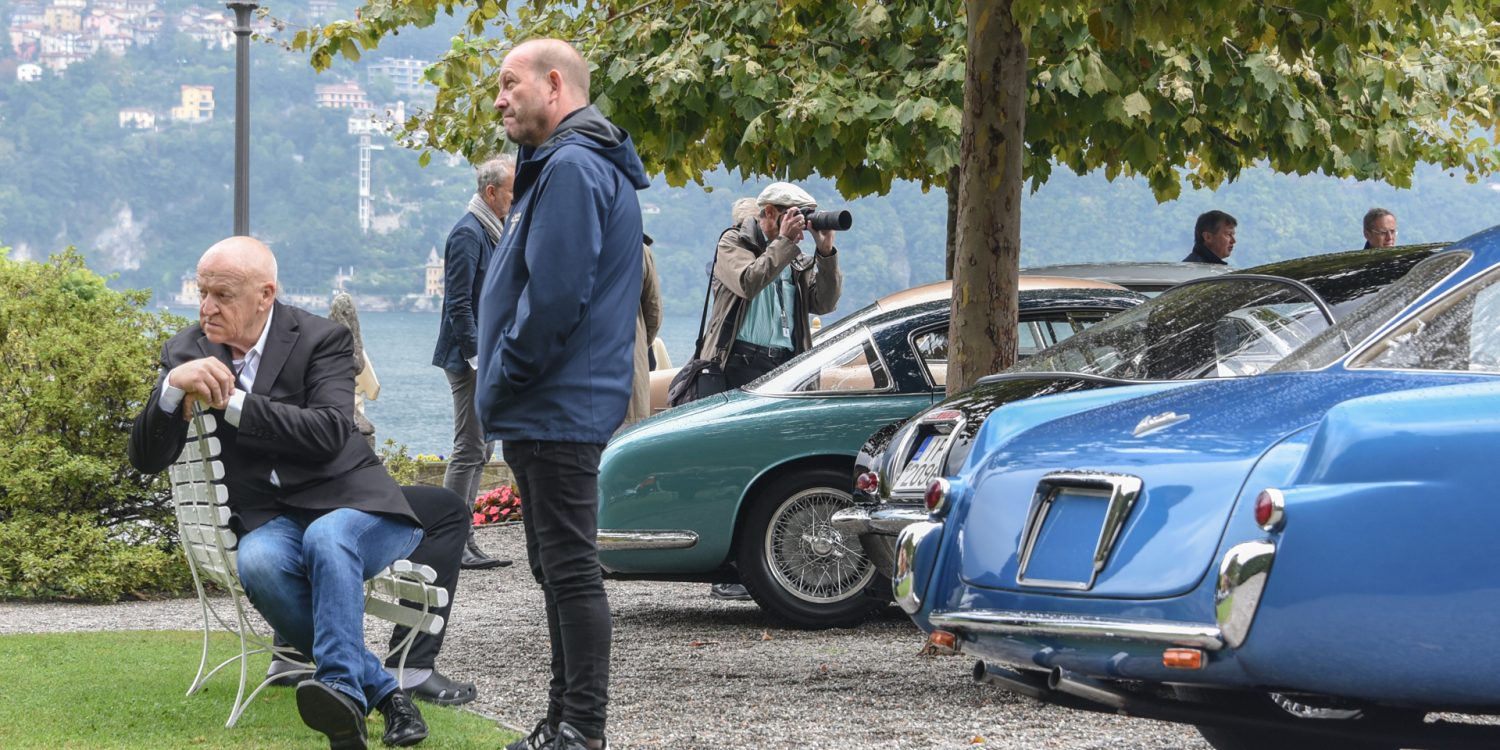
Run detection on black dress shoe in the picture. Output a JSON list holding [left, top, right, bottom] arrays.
[[296, 679, 368, 750], [406, 669, 477, 706], [461, 534, 512, 570], [376, 688, 429, 747]]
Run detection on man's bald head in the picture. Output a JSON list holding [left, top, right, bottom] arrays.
[[199, 235, 278, 288], [512, 38, 590, 100], [196, 236, 278, 356]]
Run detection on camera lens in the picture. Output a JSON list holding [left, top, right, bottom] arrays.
[[806, 210, 852, 232]]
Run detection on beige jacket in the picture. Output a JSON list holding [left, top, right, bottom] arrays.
[[624, 245, 663, 426], [696, 217, 842, 365]]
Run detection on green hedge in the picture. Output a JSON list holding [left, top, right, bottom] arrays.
[[0, 248, 191, 600]]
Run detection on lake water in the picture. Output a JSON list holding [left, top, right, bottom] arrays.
[[359, 311, 705, 455]]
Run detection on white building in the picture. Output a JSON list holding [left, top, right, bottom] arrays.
[[16, 63, 42, 82], [118, 107, 156, 129]]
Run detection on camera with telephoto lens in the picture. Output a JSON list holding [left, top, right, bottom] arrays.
[[789, 206, 853, 232]]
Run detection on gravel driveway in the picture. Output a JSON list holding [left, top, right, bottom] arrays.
[[0, 523, 1208, 749]]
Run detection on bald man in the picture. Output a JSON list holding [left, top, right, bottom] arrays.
[[479, 38, 648, 750], [129, 237, 471, 749]]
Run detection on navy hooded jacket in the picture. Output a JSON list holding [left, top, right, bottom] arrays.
[[476, 105, 649, 444]]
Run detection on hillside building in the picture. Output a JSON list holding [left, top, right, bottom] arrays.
[[316, 81, 372, 110], [369, 57, 434, 98], [175, 271, 199, 307], [171, 84, 214, 123], [118, 107, 156, 129], [16, 63, 42, 82]]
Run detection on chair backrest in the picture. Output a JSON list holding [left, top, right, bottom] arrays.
[[170, 413, 240, 592]]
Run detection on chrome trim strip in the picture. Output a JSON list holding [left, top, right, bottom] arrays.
[[596, 529, 699, 551], [1216, 540, 1276, 649], [1016, 471, 1143, 591], [930, 609, 1224, 650]]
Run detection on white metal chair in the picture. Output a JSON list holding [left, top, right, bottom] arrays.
[[170, 410, 448, 727]]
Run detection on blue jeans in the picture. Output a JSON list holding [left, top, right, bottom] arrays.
[[238, 508, 423, 712]]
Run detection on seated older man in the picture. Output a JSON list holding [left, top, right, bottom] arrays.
[[129, 236, 468, 749]]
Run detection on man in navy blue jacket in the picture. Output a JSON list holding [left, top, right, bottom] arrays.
[[477, 38, 647, 750], [433, 155, 515, 570]]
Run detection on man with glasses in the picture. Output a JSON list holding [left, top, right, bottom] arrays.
[[1363, 207, 1399, 248]]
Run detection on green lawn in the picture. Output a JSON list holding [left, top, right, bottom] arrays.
[[0, 630, 516, 749]]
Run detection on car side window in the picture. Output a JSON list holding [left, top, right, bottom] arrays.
[[1354, 265, 1500, 372], [787, 338, 892, 393], [914, 313, 1111, 388]]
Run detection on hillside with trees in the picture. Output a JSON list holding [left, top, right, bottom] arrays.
[[2, 7, 1499, 319]]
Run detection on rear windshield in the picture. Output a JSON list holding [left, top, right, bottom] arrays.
[[1269, 252, 1471, 372]]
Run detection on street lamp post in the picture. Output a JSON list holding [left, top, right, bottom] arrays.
[[227, 1, 258, 236]]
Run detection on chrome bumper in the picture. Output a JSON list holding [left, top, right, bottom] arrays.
[[596, 529, 699, 551], [930, 609, 1226, 650], [832, 503, 928, 577], [925, 539, 1277, 652], [829, 503, 928, 536]]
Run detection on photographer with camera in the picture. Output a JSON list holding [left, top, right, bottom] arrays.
[[697, 182, 843, 602], [699, 181, 844, 392]]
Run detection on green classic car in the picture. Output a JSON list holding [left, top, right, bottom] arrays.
[[596, 278, 1146, 628]]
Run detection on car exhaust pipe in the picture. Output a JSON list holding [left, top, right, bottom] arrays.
[[972, 660, 1050, 700], [1048, 667, 1129, 710]]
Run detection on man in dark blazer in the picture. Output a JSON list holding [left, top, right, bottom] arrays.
[[129, 237, 460, 749], [433, 155, 514, 570]]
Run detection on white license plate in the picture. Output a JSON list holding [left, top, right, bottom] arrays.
[[894, 432, 952, 492]]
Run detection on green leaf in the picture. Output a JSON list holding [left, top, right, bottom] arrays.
[[1121, 92, 1151, 120]]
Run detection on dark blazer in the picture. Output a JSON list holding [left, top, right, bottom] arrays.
[[432, 211, 495, 373], [129, 301, 415, 533]]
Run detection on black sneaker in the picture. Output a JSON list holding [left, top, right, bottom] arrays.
[[504, 719, 554, 750], [709, 582, 752, 601], [552, 721, 608, 750]]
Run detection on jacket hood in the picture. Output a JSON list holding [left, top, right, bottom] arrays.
[[520, 105, 650, 191]]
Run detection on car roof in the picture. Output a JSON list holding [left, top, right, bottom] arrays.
[[1019, 261, 1228, 291], [872, 276, 1128, 312]]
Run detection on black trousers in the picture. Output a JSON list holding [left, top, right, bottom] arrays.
[[387, 484, 468, 668], [724, 342, 794, 390], [503, 440, 610, 741], [272, 485, 467, 670]]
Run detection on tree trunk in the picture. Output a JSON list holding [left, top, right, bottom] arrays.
[[948, 0, 1027, 395], [944, 166, 959, 280]]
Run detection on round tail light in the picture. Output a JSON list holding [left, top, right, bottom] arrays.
[[1254, 488, 1285, 532], [855, 471, 879, 494], [925, 478, 950, 514]]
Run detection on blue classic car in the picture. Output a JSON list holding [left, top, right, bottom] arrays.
[[836, 244, 1442, 582], [896, 228, 1500, 748], [597, 277, 1144, 628]]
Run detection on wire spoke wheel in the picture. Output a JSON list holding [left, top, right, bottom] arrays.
[[763, 486, 874, 604]]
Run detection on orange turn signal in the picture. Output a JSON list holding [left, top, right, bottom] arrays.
[[1162, 648, 1204, 670], [927, 630, 959, 653]]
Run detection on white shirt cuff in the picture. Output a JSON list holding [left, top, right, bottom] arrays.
[[225, 390, 246, 427], [467, 356, 478, 370], [158, 383, 185, 414]]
